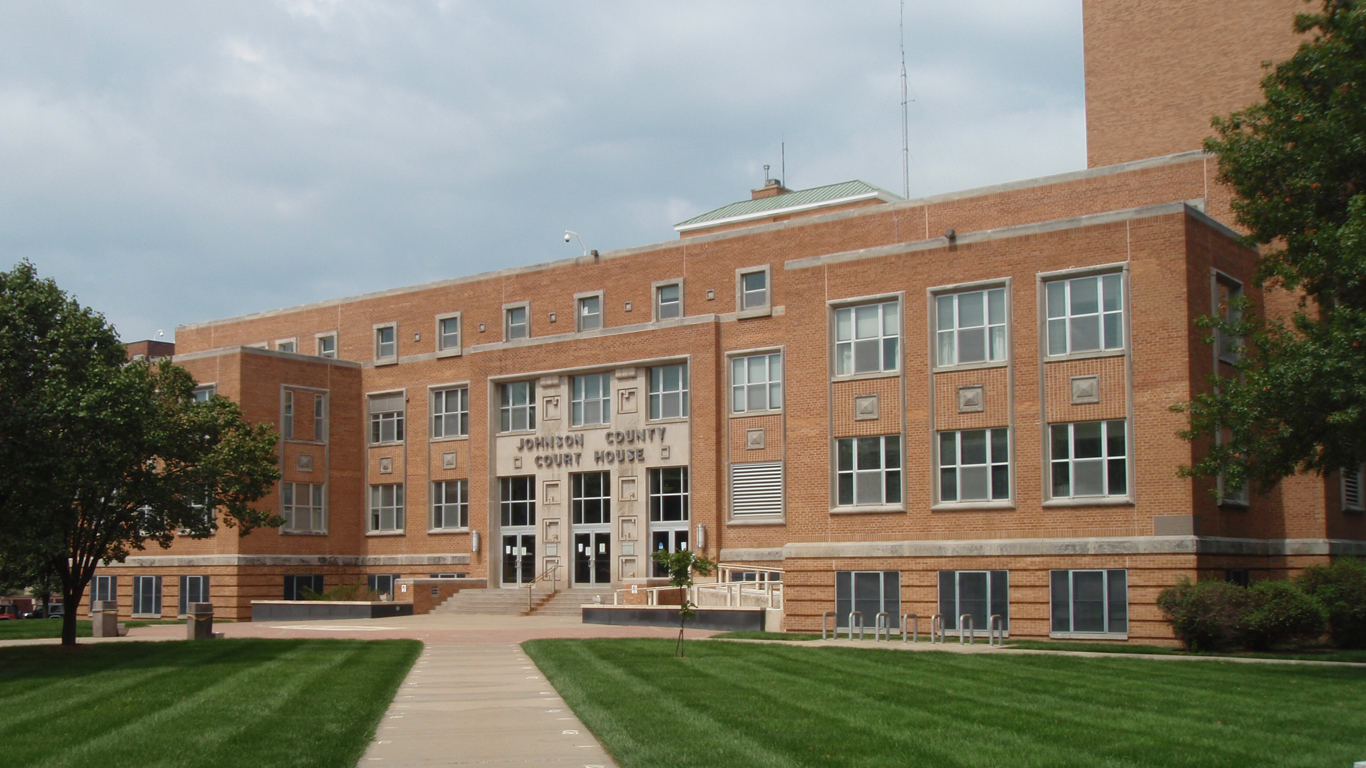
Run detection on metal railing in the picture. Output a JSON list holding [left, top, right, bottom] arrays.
[[822, 610, 837, 640], [523, 562, 560, 611], [959, 613, 975, 645], [989, 614, 1006, 647], [874, 611, 891, 642], [902, 613, 919, 644], [930, 613, 944, 643], [846, 611, 864, 641]]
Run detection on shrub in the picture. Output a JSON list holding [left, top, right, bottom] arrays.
[[1156, 578, 1247, 651], [1237, 580, 1327, 651], [1297, 558, 1366, 649]]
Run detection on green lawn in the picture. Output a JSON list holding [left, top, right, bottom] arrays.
[[0, 618, 188, 640], [1006, 639, 1366, 664], [0, 638, 419, 768], [524, 638, 1366, 768]]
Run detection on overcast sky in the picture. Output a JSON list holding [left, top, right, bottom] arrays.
[[0, 1, 1085, 342]]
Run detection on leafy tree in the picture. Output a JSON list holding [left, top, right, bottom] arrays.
[[649, 549, 716, 657], [0, 551, 62, 616], [0, 261, 281, 645], [1184, 0, 1366, 490]]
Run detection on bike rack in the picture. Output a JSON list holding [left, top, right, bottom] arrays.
[[847, 611, 864, 641], [902, 613, 919, 644], [874, 611, 891, 642], [959, 613, 975, 645], [930, 613, 944, 643], [821, 611, 837, 640], [989, 614, 1005, 647]]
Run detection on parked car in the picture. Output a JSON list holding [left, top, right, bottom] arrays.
[[47, 605, 64, 619], [21, 606, 63, 619]]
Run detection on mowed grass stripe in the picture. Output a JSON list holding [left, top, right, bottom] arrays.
[[524, 639, 1366, 768], [0, 639, 419, 768]]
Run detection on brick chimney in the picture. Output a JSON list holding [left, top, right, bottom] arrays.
[[751, 178, 790, 200]]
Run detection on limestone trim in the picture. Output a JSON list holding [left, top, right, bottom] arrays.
[[712, 537, 1366, 562]]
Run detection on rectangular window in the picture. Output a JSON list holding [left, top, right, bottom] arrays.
[[369, 484, 405, 532], [283, 574, 323, 601], [90, 575, 116, 609], [1050, 569, 1128, 635], [1215, 276, 1243, 363], [649, 467, 690, 522], [505, 306, 528, 340], [571, 471, 611, 525], [498, 381, 536, 432], [317, 334, 336, 359], [936, 288, 1007, 366], [375, 325, 396, 360], [836, 435, 902, 507], [938, 570, 1009, 631], [1226, 569, 1251, 587], [938, 429, 1010, 502], [432, 387, 469, 439], [656, 283, 681, 320], [835, 300, 900, 376], [133, 575, 161, 616], [178, 575, 209, 615], [277, 339, 296, 354], [192, 386, 215, 403], [648, 364, 689, 420], [835, 571, 900, 629], [730, 461, 783, 516], [731, 352, 782, 413], [439, 316, 461, 352], [1344, 465, 1364, 511], [282, 390, 294, 440], [281, 482, 326, 533], [432, 479, 469, 529], [1050, 420, 1128, 498], [1046, 273, 1124, 356], [571, 373, 611, 426], [740, 269, 768, 310], [369, 393, 405, 444], [499, 476, 536, 527], [314, 394, 326, 442], [367, 574, 400, 597], [578, 295, 602, 331]]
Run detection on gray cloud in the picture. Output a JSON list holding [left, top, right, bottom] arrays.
[[0, 1, 1085, 340]]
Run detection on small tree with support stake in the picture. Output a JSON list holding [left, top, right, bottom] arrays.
[[650, 549, 715, 658]]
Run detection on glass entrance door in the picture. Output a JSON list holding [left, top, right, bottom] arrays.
[[502, 534, 536, 587], [574, 532, 610, 585]]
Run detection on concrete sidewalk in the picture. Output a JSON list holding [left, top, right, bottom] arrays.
[[360, 641, 616, 768]]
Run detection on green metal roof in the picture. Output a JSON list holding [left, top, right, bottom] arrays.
[[674, 180, 900, 231]]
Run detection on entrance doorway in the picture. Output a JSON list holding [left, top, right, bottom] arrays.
[[499, 476, 536, 588], [502, 534, 536, 586], [571, 471, 611, 586]]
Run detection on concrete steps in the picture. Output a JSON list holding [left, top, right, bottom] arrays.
[[433, 587, 615, 616], [533, 589, 616, 616]]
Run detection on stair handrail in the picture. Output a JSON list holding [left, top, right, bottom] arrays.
[[524, 562, 561, 611]]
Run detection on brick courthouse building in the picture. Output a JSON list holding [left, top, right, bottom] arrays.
[[87, 0, 1366, 641]]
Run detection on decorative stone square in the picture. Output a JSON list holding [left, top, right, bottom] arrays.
[[378, 456, 393, 474], [512, 456, 522, 469], [624, 300, 633, 312], [1071, 375, 1100, 405], [545, 542, 558, 557], [297, 453, 314, 472], [543, 481, 561, 504], [619, 517, 637, 540], [746, 428, 766, 450], [621, 540, 635, 556], [660, 445, 671, 459], [542, 395, 561, 420], [854, 394, 879, 421], [442, 452, 457, 470], [619, 476, 638, 501], [618, 388, 638, 414], [958, 385, 985, 413]]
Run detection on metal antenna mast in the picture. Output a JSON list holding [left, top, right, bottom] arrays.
[[900, 0, 910, 198]]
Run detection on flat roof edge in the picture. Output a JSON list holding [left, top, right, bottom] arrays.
[[673, 191, 891, 232], [172, 345, 364, 368]]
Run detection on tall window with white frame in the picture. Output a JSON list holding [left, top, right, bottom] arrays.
[[938, 429, 1010, 502], [939, 570, 1009, 633], [439, 316, 460, 353], [1046, 273, 1124, 356], [649, 363, 688, 420], [505, 306, 528, 340], [577, 295, 602, 331], [835, 571, 900, 630], [313, 394, 326, 442], [836, 435, 902, 507], [369, 393, 405, 444], [835, 300, 900, 376], [656, 283, 681, 320], [375, 325, 396, 361], [739, 269, 768, 310], [431, 479, 468, 530], [282, 482, 326, 533], [317, 334, 336, 359], [370, 484, 404, 532], [282, 390, 294, 440], [432, 387, 469, 439], [193, 386, 215, 403], [936, 287, 1007, 367], [1214, 275, 1243, 363], [1051, 569, 1127, 635], [571, 373, 611, 426], [178, 575, 209, 615], [89, 575, 116, 609], [649, 467, 690, 577], [731, 352, 782, 413], [498, 381, 536, 432], [1050, 420, 1128, 499], [133, 575, 161, 617]]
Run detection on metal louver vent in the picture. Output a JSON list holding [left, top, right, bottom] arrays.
[[368, 392, 405, 414], [1345, 466, 1363, 510], [731, 462, 783, 516]]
